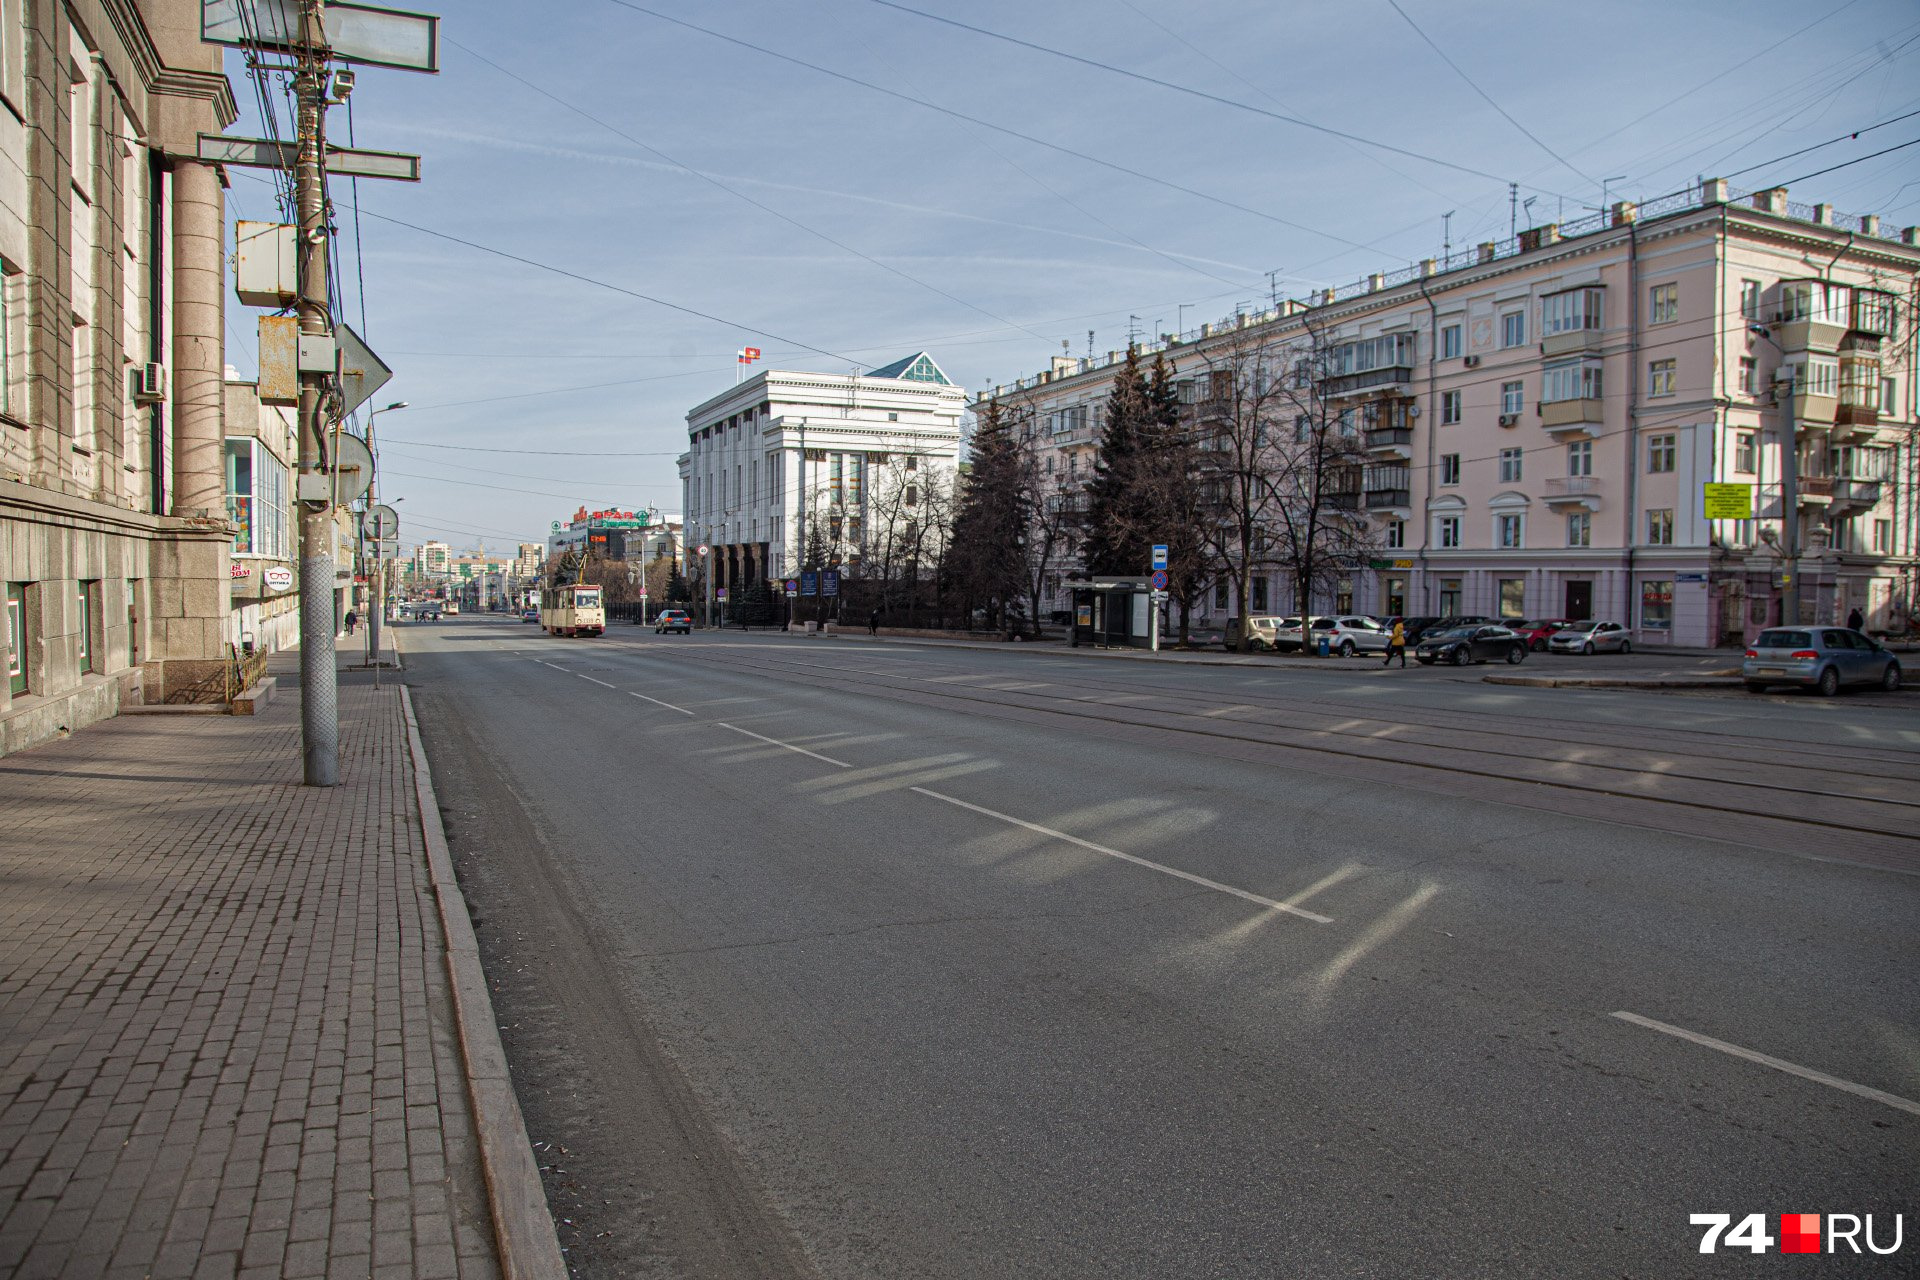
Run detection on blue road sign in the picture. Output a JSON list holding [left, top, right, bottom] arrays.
[[1152, 544, 1168, 570], [784, 578, 798, 596], [1151, 569, 1168, 590]]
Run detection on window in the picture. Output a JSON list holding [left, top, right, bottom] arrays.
[[1567, 512, 1591, 547], [1501, 311, 1526, 348], [903, 484, 918, 507], [1441, 453, 1461, 485], [1784, 356, 1838, 398], [1385, 520, 1405, 549], [1497, 513, 1523, 548], [224, 439, 254, 554], [1641, 579, 1673, 631], [1739, 357, 1756, 395], [1646, 508, 1674, 545], [1568, 440, 1592, 476], [1501, 381, 1524, 416], [1294, 414, 1310, 443], [1499, 448, 1523, 483], [1214, 579, 1228, 609], [6, 582, 23, 695], [77, 581, 96, 674], [0, 265, 12, 418], [1649, 283, 1678, 324], [1542, 360, 1603, 404], [1648, 359, 1676, 397], [1647, 434, 1675, 473], [1252, 576, 1269, 612], [1886, 377, 1899, 416], [1442, 390, 1462, 424], [1542, 288, 1603, 335], [1739, 279, 1762, 320], [1499, 579, 1525, 618], [1441, 324, 1462, 359], [1874, 519, 1892, 554], [1437, 516, 1461, 548], [1734, 431, 1756, 474], [1439, 579, 1461, 615]]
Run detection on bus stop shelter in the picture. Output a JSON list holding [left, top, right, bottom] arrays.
[[1070, 577, 1154, 648]]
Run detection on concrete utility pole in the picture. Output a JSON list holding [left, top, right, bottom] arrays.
[[295, 0, 338, 786]]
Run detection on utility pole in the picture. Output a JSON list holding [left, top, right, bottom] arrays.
[[294, 0, 338, 786]]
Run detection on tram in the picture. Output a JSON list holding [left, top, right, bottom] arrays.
[[540, 582, 606, 637]]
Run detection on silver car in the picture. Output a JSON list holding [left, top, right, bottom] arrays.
[[1547, 619, 1632, 654], [1743, 627, 1901, 695], [1304, 615, 1390, 656]]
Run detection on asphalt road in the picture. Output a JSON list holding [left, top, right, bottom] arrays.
[[404, 616, 1920, 1279]]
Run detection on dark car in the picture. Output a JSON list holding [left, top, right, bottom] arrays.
[[1415, 624, 1527, 666], [1743, 627, 1901, 695], [1505, 618, 1577, 651], [1409, 615, 1494, 643], [654, 609, 693, 635]]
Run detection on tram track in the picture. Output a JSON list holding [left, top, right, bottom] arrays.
[[575, 636, 1920, 874]]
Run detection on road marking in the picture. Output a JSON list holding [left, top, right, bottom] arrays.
[[629, 691, 695, 717], [909, 787, 1333, 924], [1611, 1011, 1920, 1118], [715, 723, 851, 768], [579, 674, 615, 688]]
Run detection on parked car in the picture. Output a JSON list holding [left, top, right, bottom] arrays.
[[1547, 620, 1631, 654], [1278, 616, 1390, 656], [654, 609, 694, 635], [1407, 615, 1494, 643], [1743, 627, 1901, 695], [1505, 618, 1578, 651], [1416, 624, 1528, 666], [1237, 616, 1297, 652]]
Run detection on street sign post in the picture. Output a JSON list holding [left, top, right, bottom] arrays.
[[197, 134, 421, 181], [334, 323, 394, 417], [1150, 569, 1168, 591], [202, 0, 441, 71], [1152, 544, 1168, 570], [784, 579, 798, 597]]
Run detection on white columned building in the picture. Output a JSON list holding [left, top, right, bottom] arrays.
[[678, 353, 965, 603]]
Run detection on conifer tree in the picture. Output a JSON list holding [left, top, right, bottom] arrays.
[[948, 399, 1032, 633]]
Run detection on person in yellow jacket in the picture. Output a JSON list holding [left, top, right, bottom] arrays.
[[1383, 619, 1407, 668]]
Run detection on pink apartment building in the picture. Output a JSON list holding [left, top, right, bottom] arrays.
[[980, 179, 1920, 648]]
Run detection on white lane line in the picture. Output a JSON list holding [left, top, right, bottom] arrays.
[[715, 722, 852, 768], [1611, 1011, 1920, 1119], [629, 690, 696, 717], [909, 787, 1333, 924], [579, 674, 616, 688]]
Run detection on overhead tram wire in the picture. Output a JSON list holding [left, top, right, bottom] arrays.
[[1383, 0, 1599, 191], [860, 0, 1571, 199], [447, 39, 1060, 344], [603, 0, 1409, 255], [1719, 106, 1920, 181], [378, 439, 684, 457]]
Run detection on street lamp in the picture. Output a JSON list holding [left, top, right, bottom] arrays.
[[364, 401, 409, 668]]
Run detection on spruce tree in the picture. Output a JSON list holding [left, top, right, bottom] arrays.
[[948, 400, 1032, 632], [1081, 348, 1153, 575]]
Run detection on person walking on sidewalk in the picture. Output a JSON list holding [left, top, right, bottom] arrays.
[[1383, 619, 1407, 668], [1848, 606, 1865, 631], [345, 608, 358, 636], [869, 608, 881, 636]]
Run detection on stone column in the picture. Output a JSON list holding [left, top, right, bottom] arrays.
[[170, 159, 224, 517]]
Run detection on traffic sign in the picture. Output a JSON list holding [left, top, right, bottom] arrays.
[[550, 521, 561, 533], [335, 323, 393, 417], [362, 503, 400, 540], [784, 578, 798, 596], [1152, 544, 1168, 570], [1150, 569, 1168, 591], [696, 544, 710, 557], [202, 0, 441, 72], [716, 586, 728, 601]]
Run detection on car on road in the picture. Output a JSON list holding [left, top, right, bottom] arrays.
[[1504, 618, 1577, 651], [1415, 624, 1527, 666], [655, 609, 693, 635], [1279, 615, 1390, 656], [1547, 620, 1631, 654], [521, 606, 539, 623], [1743, 627, 1901, 695]]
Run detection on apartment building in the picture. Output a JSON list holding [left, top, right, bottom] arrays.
[[1, 0, 236, 752], [982, 179, 1920, 647], [679, 352, 965, 595]]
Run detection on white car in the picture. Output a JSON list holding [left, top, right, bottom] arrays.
[[1547, 620, 1631, 654], [1276, 615, 1390, 655]]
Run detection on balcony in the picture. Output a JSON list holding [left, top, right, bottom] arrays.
[[1364, 426, 1413, 458], [1324, 364, 1416, 400], [1830, 478, 1883, 513], [1797, 476, 1833, 506], [1322, 490, 1362, 512], [1364, 487, 1411, 515], [1543, 476, 1602, 509], [1539, 398, 1603, 436]]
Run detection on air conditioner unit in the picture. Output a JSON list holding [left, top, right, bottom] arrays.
[[130, 362, 166, 403], [1498, 413, 1518, 427], [1462, 355, 1481, 368]]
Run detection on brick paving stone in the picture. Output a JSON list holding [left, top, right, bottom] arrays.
[[0, 647, 503, 1279]]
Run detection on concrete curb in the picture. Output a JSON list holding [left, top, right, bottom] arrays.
[[399, 684, 568, 1280], [1482, 675, 1739, 689]]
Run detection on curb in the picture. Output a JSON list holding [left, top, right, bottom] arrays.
[[399, 684, 568, 1280], [1482, 675, 1739, 689]]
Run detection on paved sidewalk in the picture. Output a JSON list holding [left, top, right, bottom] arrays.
[[0, 644, 508, 1279]]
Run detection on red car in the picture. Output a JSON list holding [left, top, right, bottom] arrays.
[[1504, 618, 1577, 651]]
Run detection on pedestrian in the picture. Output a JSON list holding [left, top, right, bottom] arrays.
[[344, 608, 358, 636], [1847, 606, 1865, 631], [1382, 618, 1407, 668], [868, 608, 880, 637]]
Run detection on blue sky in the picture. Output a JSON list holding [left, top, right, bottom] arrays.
[[219, 0, 1920, 554]]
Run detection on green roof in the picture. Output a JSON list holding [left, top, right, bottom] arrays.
[[865, 352, 951, 385]]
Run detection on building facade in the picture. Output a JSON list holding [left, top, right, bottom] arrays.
[[983, 180, 1920, 647], [1, 0, 236, 753], [224, 376, 298, 654], [678, 352, 966, 597]]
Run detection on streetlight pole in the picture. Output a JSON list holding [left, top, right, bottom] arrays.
[[364, 400, 407, 673]]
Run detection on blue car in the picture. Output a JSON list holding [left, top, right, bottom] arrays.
[[1743, 627, 1901, 695]]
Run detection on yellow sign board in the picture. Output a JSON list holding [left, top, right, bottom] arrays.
[[1702, 482, 1754, 520]]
